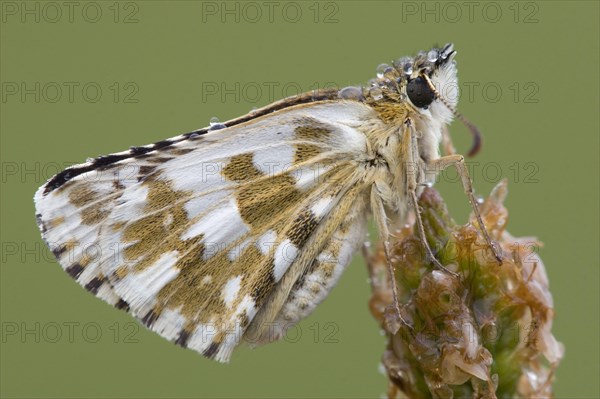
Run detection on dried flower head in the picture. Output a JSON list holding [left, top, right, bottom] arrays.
[[367, 180, 563, 398]]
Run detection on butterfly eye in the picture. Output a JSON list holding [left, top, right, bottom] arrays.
[[407, 76, 435, 108]]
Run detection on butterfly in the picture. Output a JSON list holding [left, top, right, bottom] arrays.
[[34, 43, 499, 362]]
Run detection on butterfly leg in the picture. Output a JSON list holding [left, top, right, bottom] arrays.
[[404, 121, 460, 277], [370, 184, 413, 330], [427, 154, 503, 263], [441, 125, 457, 156]]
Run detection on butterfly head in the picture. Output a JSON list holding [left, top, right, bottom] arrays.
[[363, 43, 482, 159], [368, 43, 458, 126], [398, 44, 483, 157], [406, 43, 457, 123]]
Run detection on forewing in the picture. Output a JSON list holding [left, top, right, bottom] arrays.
[[34, 100, 376, 362]]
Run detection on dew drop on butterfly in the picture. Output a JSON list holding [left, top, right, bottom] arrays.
[[338, 86, 363, 100], [427, 49, 439, 62]]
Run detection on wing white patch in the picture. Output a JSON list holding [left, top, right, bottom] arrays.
[[184, 189, 231, 220], [217, 294, 257, 362], [311, 197, 333, 218], [182, 198, 249, 260], [256, 230, 277, 255], [228, 238, 250, 262], [153, 307, 187, 341], [294, 164, 331, 190], [222, 275, 243, 308], [116, 250, 180, 311], [187, 322, 219, 354], [253, 146, 295, 176]]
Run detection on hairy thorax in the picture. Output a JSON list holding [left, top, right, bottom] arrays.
[[358, 99, 442, 218]]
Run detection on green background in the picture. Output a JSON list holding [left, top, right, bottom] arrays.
[[1, 1, 598, 398]]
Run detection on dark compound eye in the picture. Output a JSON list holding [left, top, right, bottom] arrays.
[[407, 76, 435, 108]]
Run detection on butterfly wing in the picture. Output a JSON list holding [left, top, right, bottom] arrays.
[[34, 100, 377, 362]]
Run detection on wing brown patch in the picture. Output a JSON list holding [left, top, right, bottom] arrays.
[[115, 298, 130, 311], [110, 221, 126, 232], [287, 209, 320, 248], [222, 153, 264, 183], [48, 216, 65, 228], [68, 186, 110, 225], [68, 186, 97, 206], [85, 275, 107, 294], [236, 173, 301, 229], [202, 342, 220, 358], [53, 239, 79, 261], [243, 245, 275, 305], [294, 143, 322, 164], [294, 123, 332, 142], [80, 206, 110, 225], [154, 249, 237, 322], [65, 263, 84, 279], [121, 176, 200, 272], [175, 329, 191, 347]]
